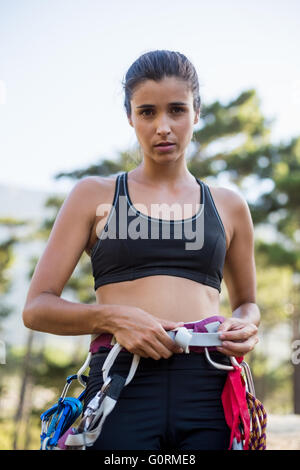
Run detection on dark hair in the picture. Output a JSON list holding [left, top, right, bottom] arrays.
[[122, 50, 201, 117]]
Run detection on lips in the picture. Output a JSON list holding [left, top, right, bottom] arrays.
[[154, 143, 176, 152], [155, 142, 175, 146]]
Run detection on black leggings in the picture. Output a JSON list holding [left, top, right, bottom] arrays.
[[83, 348, 231, 450]]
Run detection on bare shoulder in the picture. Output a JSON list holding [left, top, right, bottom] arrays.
[[211, 184, 249, 208], [206, 183, 253, 249], [71, 173, 119, 214], [73, 173, 119, 197], [74, 173, 120, 255]]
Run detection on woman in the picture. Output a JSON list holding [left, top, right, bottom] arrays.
[[23, 50, 260, 450]]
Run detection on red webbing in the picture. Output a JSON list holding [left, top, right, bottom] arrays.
[[221, 356, 250, 450]]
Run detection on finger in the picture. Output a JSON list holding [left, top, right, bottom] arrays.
[[131, 328, 183, 359], [224, 337, 258, 353], [218, 336, 258, 356], [217, 319, 242, 333], [219, 325, 258, 342], [155, 326, 185, 353], [134, 348, 150, 359], [217, 321, 233, 333], [157, 336, 184, 356], [142, 333, 183, 359]]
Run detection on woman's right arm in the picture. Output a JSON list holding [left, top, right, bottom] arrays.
[[22, 177, 115, 336], [22, 177, 183, 359]]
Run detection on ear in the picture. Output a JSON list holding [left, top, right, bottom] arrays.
[[127, 114, 134, 128], [194, 111, 200, 125]]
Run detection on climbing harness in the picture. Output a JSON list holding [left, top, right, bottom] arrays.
[[39, 318, 267, 450]]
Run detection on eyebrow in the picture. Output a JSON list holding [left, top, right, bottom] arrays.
[[136, 101, 188, 108]]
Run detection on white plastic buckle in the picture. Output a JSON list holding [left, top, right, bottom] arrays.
[[173, 327, 193, 354]]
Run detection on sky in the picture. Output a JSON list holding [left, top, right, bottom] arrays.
[[0, 0, 299, 194]]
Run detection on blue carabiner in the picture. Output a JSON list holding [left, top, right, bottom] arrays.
[[40, 374, 88, 449]]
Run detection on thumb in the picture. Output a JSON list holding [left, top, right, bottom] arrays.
[[217, 318, 237, 333]]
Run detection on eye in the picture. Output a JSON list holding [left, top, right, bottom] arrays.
[[171, 107, 185, 114], [140, 109, 154, 117], [139, 107, 185, 117]]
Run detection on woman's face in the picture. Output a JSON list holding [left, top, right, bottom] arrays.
[[128, 76, 199, 164]]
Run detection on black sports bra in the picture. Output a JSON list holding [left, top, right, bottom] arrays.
[[90, 172, 227, 292]]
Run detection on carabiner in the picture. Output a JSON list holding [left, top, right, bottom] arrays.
[[204, 347, 242, 371], [60, 375, 78, 402]]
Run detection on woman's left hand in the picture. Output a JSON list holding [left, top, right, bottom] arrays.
[[217, 317, 259, 357]]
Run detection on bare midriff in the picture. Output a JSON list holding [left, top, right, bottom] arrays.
[[94, 275, 221, 323]]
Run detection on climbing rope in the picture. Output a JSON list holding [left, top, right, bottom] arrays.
[[247, 391, 267, 450]]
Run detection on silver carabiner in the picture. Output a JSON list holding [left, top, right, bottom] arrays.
[[80, 376, 112, 432], [59, 374, 77, 402], [204, 347, 242, 371], [86, 377, 112, 414]]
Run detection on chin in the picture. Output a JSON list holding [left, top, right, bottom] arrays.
[[156, 155, 182, 165]]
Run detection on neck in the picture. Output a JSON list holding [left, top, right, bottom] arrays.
[[131, 161, 195, 187]]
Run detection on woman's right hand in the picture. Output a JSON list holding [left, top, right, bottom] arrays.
[[108, 305, 185, 360]]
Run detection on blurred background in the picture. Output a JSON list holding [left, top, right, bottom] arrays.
[[0, 0, 300, 450]]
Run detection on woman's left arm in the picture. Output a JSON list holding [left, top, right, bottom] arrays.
[[217, 190, 260, 357]]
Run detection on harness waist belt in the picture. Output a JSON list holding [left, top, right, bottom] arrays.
[[89, 315, 225, 355], [167, 330, 222, 347]]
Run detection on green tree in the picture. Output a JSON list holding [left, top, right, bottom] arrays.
[[0, 217, 27, 325]]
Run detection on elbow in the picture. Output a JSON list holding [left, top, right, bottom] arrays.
[[22, 299, 40, 330], [22, 307, 35, 330], [22, 293, 44, 331]]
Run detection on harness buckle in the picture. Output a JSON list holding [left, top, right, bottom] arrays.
[[173, 327, 192, 353], [79, 376, 112, 432]]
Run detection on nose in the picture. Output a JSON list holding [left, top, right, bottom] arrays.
[[155, 113, 171, 136]]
